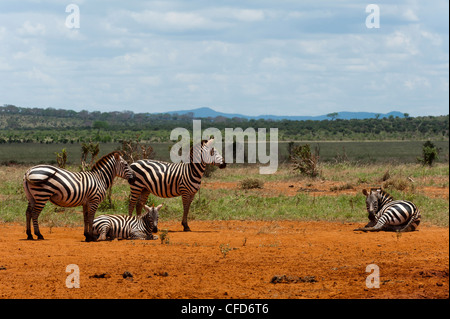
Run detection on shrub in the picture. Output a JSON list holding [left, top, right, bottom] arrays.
[[290, 144, 321, 178], [240, 178, 264, 190], [55, 148, 68, 168], [417, 141, 439, 166]]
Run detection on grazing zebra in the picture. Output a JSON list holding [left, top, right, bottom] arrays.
[[128, 138, 226, 231], [93, 204, 161, 241], [354, 188, 421, 232], [23, 151, 136, 241]]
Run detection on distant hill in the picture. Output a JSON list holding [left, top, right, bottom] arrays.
[[163, 107, 405, 121]]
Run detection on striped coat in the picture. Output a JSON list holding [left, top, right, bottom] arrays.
[[128, 138, 226, 231], [23, 151, 135, 241], [354, 188, 421, 232], [93, 204, 161, 241]]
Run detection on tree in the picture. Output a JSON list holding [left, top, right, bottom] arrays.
[[119, 134, 154, 163], [417, 141, 439, 166], [92, 121, 109, 134], [327, 112, 339, 121], [80, 142, 99, 171]]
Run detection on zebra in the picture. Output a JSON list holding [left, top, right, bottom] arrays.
[[354, 188, 421, 232], [128, 138, 226, 231], [23, 151, 136, 241], [93, 204, 162, 241]]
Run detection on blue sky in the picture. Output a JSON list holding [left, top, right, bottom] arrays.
[[0, 0, 448, 117]]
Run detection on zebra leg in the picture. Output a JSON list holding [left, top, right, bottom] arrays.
[[82, 204, 90, 241], [97, 229, 108, 241], [136, 189, 151, 216], [128, 185, 142, 216], [354, 226, 382, 232], [181, 193, 195, 232], [25, 203, 34, 240], [397, 211, 422, 232], [82, 203, 98, 242], [23, 182, 46, 240], [30, 205, 45, 240]]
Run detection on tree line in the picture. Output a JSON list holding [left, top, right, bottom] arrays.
[[0, 104, 448, 143]]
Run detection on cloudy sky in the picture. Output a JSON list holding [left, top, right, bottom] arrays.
[[0, 0, 448, 117]]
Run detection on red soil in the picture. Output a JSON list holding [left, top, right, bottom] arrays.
[[0, 220, 448, 299]]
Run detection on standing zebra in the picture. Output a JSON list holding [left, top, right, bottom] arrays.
[[93, 204, 162, 241], [128, 138, 226, 231], [354, 188, 421, 232], [23, 151, 135, 241]]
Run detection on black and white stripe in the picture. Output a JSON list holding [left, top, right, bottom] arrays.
[[128, 138, 226, 231], [93, 204, 161, 241], [23, 151, 135, 241], [355, 188, 421, 232]]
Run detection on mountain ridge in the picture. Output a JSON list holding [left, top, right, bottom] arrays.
[[163, 107, 405, 121]]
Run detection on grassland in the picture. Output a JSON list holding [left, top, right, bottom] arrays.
[[0, 140, 449, 165], [1, 162, 448, 230]]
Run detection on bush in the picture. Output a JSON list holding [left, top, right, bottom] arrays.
[[240, 178, 264, 190], [417, 141, 439, 166], [290, 144, 321, 178]]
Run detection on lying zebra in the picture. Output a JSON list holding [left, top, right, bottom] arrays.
[[93, 204, 162, 241], [354, 188, 421, 232]]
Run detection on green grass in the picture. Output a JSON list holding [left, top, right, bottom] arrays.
[[0, 163, 448, 229], [1, 140, 448, 165]]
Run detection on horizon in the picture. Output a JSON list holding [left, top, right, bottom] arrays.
[[3, 104, 449, 119]]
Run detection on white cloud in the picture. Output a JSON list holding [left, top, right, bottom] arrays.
[[404, 76, 431, 90], [260, 56, 286, 68], [18, 20, 46, 36], [228, 8, 265, 22], [402, 8, 420, 22], [127, 10, 220, 31]]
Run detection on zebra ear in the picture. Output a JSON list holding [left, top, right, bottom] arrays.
[[362, 189, 368, 196], [155, 204, 163, 211]]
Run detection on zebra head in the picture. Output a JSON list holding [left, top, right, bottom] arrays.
[[113, 152, 136, 184], [200, 138, 226, 169], [142, 204, 162, 233], [362, 188, 383, 222]]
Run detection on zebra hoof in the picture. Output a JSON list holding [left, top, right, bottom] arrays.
[[27, 236, 34, 240], [37, 234, 45, 240], [183, 226, 191, 232]]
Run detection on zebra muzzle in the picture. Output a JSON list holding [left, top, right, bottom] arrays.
[[219, 162, 227, 169]]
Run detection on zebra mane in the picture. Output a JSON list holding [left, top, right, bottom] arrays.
[[189, 140, 208, 163], [370, 187, 392, 197], [371, 187, 394, 205], [91, 151, 123, 171]]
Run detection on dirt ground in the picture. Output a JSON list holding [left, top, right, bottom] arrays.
[[0, 219, 448, 299], [202, 179, 450, 199]]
